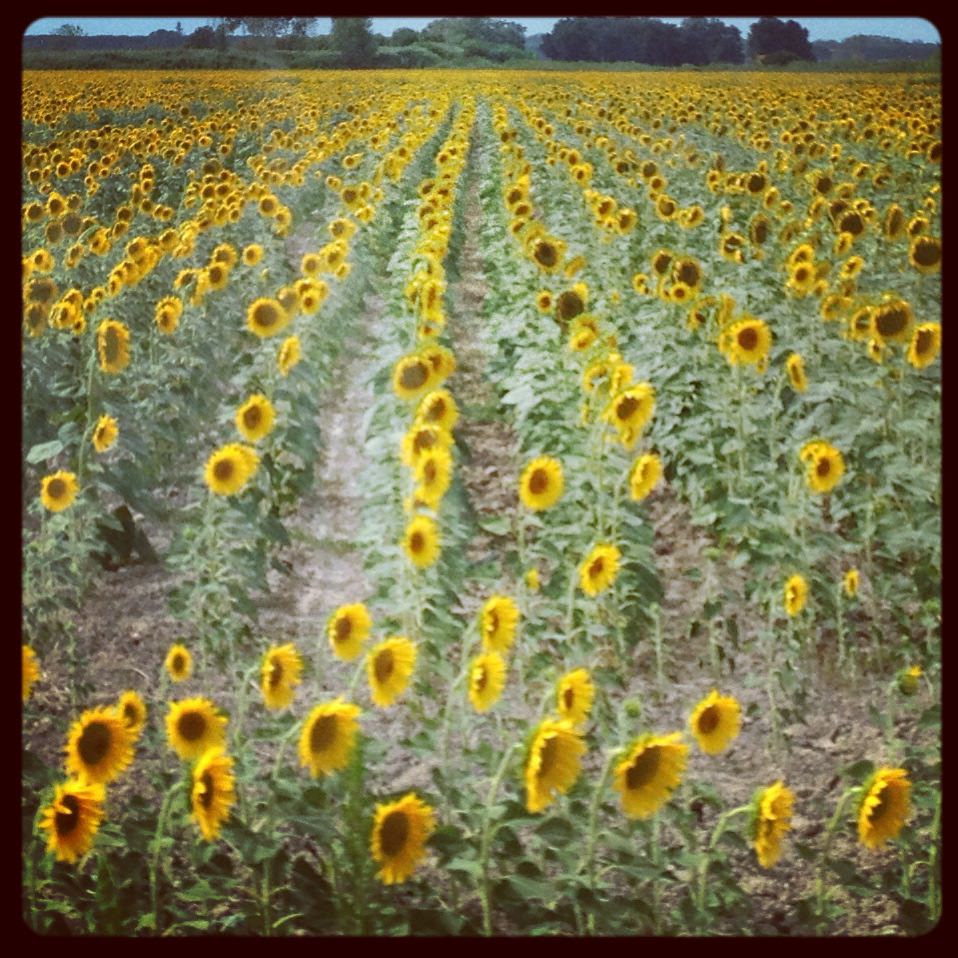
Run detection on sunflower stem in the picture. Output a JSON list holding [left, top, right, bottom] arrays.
[[649, 814, 663, 935], [582, 748, 620, 935], [479, 742, 521, 937], [271, 717, 302, 782], [439, 640, 473, 779], [695, 804, 751, 932], [814, 785, 861, 931], [926, 790, 941, 922], [149, 779, 182, 936]]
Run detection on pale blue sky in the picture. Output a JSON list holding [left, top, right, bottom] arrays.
[[24, 16, 941, 43]]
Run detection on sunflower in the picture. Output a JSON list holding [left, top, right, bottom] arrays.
[[524, 718, 586, 813], [519, 457, 564, 511], [242, 244, 263, 266], [65, 706, 135, 785], [371, 792, 436, 885], [556, 669, 595, 726], [843, 569, 860, 598], [801, 441, 844, 494], [40, 470, 78, 513], [414, 447, 453, 509], [23, 645, 40, 702], [191, 748, 236, 841], [367, 637, 417, 708], [96, 319, 131, 374], [392, 354, 433, 402], [166, 698, 228, 762], [39, 780, 106, 864], [480, 595, 520, 654], [416, 389, 459, 433], [117, 690, 147, 739], [555, 284, 588, 325], [783, 574, 808, 617], [165, 643, 193, 682], [260, 643, 304, 710], [328, 603, 373, 661], [526, 567, 540, 592], [897, 665, 922, 696], [536, 290, 554, 313], [468, 651, 507, 713], [277, 335, 301, 376], [785, 353, 808, 393], [154, 296, 183, 335], [750, 781, 795, 868], [605, 383, 655, 438], [870, 300, 914, 346], [246, 298, 290, 338], [235, 394, 276, 443], [725, 317, 772, 368], [629, 452, 663, 502], [858, 768, 911, 850], [786, 261, 816, 297], [688, 690, 742, 755], [614, 732, 688, 819], [402, 514, 440, 570], [907, 323, 941, 370], [908, 236, 941, 276], [91, 414, 118, 453], [531, 237, 564, 273], [401, 422, 453, 468], [204, 443, 259, 496], [579, 543, 622, 597], [298, 700, 363, 777]]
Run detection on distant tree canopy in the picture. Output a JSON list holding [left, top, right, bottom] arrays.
[[330, 18, 377, 68], [747, 17, 815, 62], [540, 17, 744, 65], [422, 17, 526, 49]]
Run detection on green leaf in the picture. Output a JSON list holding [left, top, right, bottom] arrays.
[[26, 440, 64, 464], [477, 515, 511, 536], [842, 759, 875, 782]]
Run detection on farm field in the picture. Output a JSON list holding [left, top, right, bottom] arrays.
[[22, 69, 940, 936]]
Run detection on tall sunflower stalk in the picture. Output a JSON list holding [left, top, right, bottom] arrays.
[[813, 784, 864, 929], [694, 803, 752, 932], [479, 742, 522, 936]]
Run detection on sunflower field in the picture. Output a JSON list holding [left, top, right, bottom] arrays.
[[22, 69, 940, 936]]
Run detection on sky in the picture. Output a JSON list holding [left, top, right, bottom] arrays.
[[23, 16, 941, 43]]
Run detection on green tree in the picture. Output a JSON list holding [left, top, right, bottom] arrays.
[[331, 18, 377, 67]]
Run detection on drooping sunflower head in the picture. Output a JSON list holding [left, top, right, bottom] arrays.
[[40, 779, 106, 864], [688, 690, 742, 755], [749, 780, 795, 868], [480, 595, 520, 655], [40, 470, 79, 513], [246, 298, 290, 339], [783, 573, 808, 617], [117, 690, 147, 738], [579, 543, 622, 597], [299, 699, 363, 777], [65, 706, 135, 786], [23, 646, 41, 702], [164, 643, 193, 682], [328, 603, 373, 661], [907, 322, 941, 370], [371, 792, 436, 885], [154, 296, 183, 335], [785, 353, 808, 393], [96, 319, 131, 374], [277, 335, 301, 376], [556, 669, 595, 726], [165, 698, 228, 762], [468, 651, 507, 713], [235, 394, 276, 443], [260, 643, 304, 710], [629, 452, 663, 503], [402, 514, 440, 571], [858, 767, 910, 850], [366, 637, 417, 708], [415, 388, 459, 434], [191, 748, 236, 842], [613, 732, 689, 820], [519, 456, 564, 512], [524, 718, 586, 814]]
